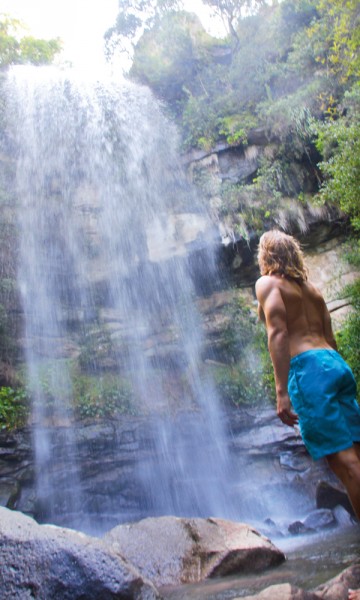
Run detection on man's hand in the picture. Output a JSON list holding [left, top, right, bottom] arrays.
[[276, 391, 298, 427]]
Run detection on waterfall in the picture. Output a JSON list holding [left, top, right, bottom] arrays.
[[2, 66, 241, 531]]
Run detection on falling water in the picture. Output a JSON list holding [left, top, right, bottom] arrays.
[[2, 66, 241, 530]]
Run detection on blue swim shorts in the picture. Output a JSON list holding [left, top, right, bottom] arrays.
[[288, 349, 360, 460]]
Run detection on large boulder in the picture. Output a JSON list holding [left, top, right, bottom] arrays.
[[316, 481, 355, 517], [303, 509, 336, 531], [0, 507, 160, 600], [104, 515, 285, 586]]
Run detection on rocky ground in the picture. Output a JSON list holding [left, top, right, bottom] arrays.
[[0, 507, 359, 599]]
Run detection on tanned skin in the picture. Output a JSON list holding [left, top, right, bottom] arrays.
[[255, 275, 336, 425], [255, 273, 360, 526]]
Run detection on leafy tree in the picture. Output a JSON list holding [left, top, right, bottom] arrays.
[[278, 0, 359, 117], [306, 0, 360, 83], [201, 0, 266, 49], [19, 37, 61, 66], [104, 0, 182, 62], [336, 279, 360, 401], [0, 386, 29, 430], [315, 84, 360, 232], [0, 14, 61, 67], [131, 11, 215, 102], [0, 15, 20, 66]]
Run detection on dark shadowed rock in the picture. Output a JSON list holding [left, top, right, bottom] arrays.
[[103, 516, 285, 586], [288, 509, 336, 536], [288, 521, 314, 535], [235, 583, 321, 599], [316, 481, 355, 516], [0, 507, 160, 600], [303, 509, 336, 531]]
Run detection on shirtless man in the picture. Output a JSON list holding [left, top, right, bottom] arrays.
[[255, 230, 360, 528]]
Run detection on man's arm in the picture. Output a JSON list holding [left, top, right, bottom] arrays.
[[256, 277, 298, 427]]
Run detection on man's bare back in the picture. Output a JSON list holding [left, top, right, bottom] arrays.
[[256, 274, 337, 358]]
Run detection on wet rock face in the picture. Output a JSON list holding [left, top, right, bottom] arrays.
[[184, 128, 319, 193], [0, 428, 33, 511], [0, 408, 349, 535], [104, 516, 285, 586]]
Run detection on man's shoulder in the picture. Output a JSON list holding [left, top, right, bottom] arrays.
[[255, 275, 282, 301], [255, 275, 282, 291]]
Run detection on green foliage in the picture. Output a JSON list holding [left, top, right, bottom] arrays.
[[0, 302, 17, 360], [315, 85, 360, 231], [124, 0, 360, 185], [73, 374, 135, 420], [201, 0, 266, 50], [25, 361, 72, 412], [127, 0, 346, 164], [213, 364, 263, 406], [0, 15, 19, 66], [212, 321, 274, 407], [306, 0, 360, 83], [0, 14, 61, 67], [25, 360, 136, 422], [129, 2, 293, 150], [343, 239, 360, 268], [258, 91, 320, 145], [218, 294, 257, 362], [279, 0, 318, 40], [78, 325, 115, 371], [182, 94, 219, 150], [218, 113, 257, 146], [208, 293, 274, 406], [336, 279, 360, 400], [105, 0, 182, 61], [131, 11, 219, 104], [19, 37, 61, 65], [0, 222, 20, 362], [217, 182, 278, 239], [227, 8, 285, 106], [248, 101, 325, 206], [0, 386, 29, 430], [253, 322, 275, 398]]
